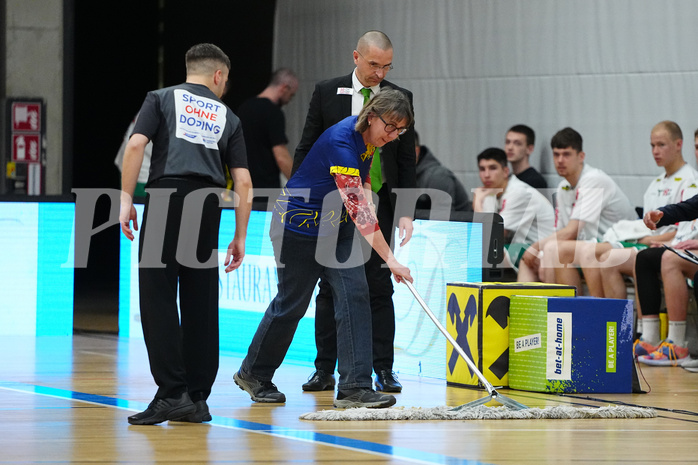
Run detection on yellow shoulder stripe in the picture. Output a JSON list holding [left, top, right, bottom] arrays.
[[330, 166, 360, 177]]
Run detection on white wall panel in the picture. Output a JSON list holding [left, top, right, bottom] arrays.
[[274, 0, 698, 206]]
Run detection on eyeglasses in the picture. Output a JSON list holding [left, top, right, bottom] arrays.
[[356, 50, 393, 72], [377, 114, 408, 136]]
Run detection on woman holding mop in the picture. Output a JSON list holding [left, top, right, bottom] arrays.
[[233, 88, 414, 409]]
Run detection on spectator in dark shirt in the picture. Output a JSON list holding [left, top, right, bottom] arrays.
[[237, 68, 298, 188], [505, 124, 547, 189]]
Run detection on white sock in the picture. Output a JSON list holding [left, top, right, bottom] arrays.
[[636, 318, 643, 334], [641, 318, 660, 345], [668, 321, 687, 347]]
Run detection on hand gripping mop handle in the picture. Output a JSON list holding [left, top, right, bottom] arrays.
[[403, 280, 528, 410]]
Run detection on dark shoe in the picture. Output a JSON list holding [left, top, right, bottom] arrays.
[[334, 388, 396, 409], [302, 370, 336, 391], [234, 369, 286, 403], [127, 392, 196, 425], [375, 370, 402, 393], [172, 400, 212, 423]]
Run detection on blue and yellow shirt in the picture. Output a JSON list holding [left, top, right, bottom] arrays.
[[275, 116, 375, 236]]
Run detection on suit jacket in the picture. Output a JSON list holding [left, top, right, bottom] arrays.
[[657, 192, 698, 227], [293, 73, 417, 219]]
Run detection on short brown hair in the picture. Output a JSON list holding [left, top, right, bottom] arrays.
[[185, 43, 231, 76], [551, 127, 583, 152]]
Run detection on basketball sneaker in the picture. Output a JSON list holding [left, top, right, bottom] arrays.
[[633, 339, 658, 357], [637, 340, 690, 366]]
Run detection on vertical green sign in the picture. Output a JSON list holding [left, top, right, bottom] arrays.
[[606, 322, 617, 373]]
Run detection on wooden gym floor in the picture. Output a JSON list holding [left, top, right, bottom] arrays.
[[0, 333, 697, 465]]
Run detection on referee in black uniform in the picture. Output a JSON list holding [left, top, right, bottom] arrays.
[[119, 43, 252, 425]]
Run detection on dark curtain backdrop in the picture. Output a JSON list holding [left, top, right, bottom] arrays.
[[72, 0, 276, 325]]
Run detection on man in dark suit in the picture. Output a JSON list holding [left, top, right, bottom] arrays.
[[293, 31, 416, 393]]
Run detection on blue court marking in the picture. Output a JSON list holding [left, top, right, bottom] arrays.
[[1, 381, 489, 465]]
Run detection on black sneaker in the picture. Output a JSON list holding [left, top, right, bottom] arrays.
[[333, 388, 396, 409], [172, 400, 212, 423], [234, 369, 286, 403], [128, 392, 196, 425]]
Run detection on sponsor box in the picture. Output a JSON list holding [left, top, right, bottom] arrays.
[[509, 296, 633, 393], [445, 282, 576, 387]]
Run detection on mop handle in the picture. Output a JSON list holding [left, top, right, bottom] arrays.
[[403, 280, 496, 395]]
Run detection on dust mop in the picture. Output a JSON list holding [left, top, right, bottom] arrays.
[[300, 281, 657, 421]]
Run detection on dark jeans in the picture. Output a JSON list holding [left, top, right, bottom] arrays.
[[313, 185, 396, 374], [241, 220, 374, 390], [138, 178, 222, 401]]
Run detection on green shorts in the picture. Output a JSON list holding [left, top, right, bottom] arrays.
[[505, 243, 529, 269], [618, 241, 649, 251], [134, 182, 147, 198]]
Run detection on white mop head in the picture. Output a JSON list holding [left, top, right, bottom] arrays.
[[300, 405, 656, 421]]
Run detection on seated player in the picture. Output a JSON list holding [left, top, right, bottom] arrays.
[[472, 147, 554, 276], [569, 121, 697, 296], [633, 129, 698, 366], [519, 127, 637, 287]]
